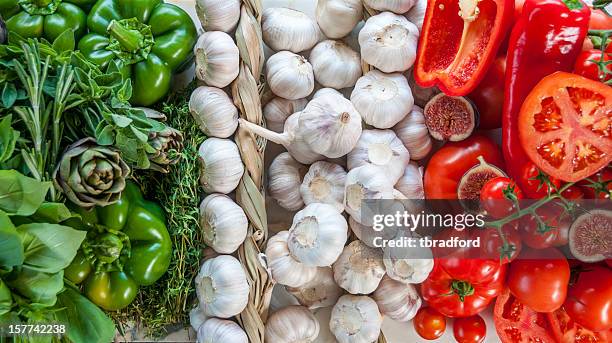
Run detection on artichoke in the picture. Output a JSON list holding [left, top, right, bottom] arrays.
[[147, 127, 184, 173], [53, 138, 130, 208]]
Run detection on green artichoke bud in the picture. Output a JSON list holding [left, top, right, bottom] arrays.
[[53, 138, 130, 208], [147, 127, 183, 173]]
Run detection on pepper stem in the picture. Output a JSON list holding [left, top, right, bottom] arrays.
[[34, 0, 53, 7], [107, 20, 145, 53]]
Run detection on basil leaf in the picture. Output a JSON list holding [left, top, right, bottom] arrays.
[[7, 269, 63, 307], [0, 211, 23, 269], [55, 288, 115, 343], [0, 114, 19, 163], [0, 280, 12, 316], [52, 29, 75, 53], [29, 203, 76, 224], [1, 83, 17, 108], [0, 170, 51, 216]]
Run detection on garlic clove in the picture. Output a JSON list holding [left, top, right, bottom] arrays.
[[288, 203, 348, 267], [198, 138, 244, 194], [347, 129, 410, 184], [265, 305, 320, 343], [194, 31, 240, 88], [344, 165, 396, 224], [195, 255, 249, 318], [333, 240, 385, 294], [392, 105, 433, 160], [395, 162, 425, 199], [358, 12, 419, 73], [262, 8, 321, 53], [269, 152, 307, 211], [266, 51, 315, 100], [310, 40, 362, 90], [195, 0, 241, 32], [190, 86, 238, 138], [199, 194, 248, 254], [300, 161, 347, 212], [404, 0, 427, 32], [264, 97, 308, 133], [266, 231, 318, 287], [383, 235, 434, 284], [363, 0, 417, 14], [197, 317, 248, 343], [316, 0, 363, 39], [349, 216, 398, 248], [330, 295, 382, 343], [351, 70, 414, 129], [373, 275, 422, 322], [286, 267, 342, 310]]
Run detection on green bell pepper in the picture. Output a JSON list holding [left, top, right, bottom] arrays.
[[64, 181, 171, 311], [0, 0, 94, 42], [78, 0, 197, 106]]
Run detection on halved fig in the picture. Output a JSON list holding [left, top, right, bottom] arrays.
[[424, 93, 476, 141], [457, 156, 506, 209], [569, 209, 612, 262]]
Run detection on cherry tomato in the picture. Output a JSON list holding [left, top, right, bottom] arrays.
[[414, 307, 447, 340], [564, 265, 612, 331], [520, 203, 571, 249], [548, 306, 612, 343], [574, 49, 612, 82], [578, 167, 612, 199], [469, 56, 506, 129], [453, 315, 487, 343], [480, 177, 523, 218], [560, 185, 585, 199], [518, 162, 562, 199], [589, 9, 612, 30], [507, 247, 570, 313], [479, 224, 522, 264]]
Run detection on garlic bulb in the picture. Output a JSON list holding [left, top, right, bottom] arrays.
[[330, 295, 382, 343], [265, 306, 320, 343], [190, 87, 238, 138], [310, 40, 361, 89], [194, 31, 239, 88], [344, 165, 396, 224], [195, 0, 240, 32], [395, 162, 424, 199], [269, 152, 307, 211], [383, 238, 434, 284], [198, 138, 244, 194], [288, 203, 348, 267], [392, 105, 432, 160], [363, 0, 416, 14], [313, 87, 343, 99], [351, 70, 414, 128], [358, 12, 419, 73], [266, 231, 318, 287], [262, 8, 320, 53], [333, 240, 385, 294], [404, 0, 427, 32], [264, 97, 308, 133], [287, 267, 342, 309], [199, 194, 247, 254], [316, 0, 363, 39], [197, 318, 248, 343], [300, 161, 346, 212], [347, 129, 410, 183], [267, 51, 315, 100], [189, 305, 208, 332], [349, 217, 398, 248], [373, 275, 421, 322], [195, 255, 249, 318]]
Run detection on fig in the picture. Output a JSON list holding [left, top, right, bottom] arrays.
[[423, 93, 475, 141], [569, 209, 612, 262], [457, 156, 506, 209]]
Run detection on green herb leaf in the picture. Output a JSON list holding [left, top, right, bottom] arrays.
[[0, 280, 12, 316], [0, 114, 19, 163], [52, 30, 76, 53], [1, 83, 17, 108], [29, 203, 76, 224], [0, 170, 51, 216], [111, 113, 133, 128], [0, 210, 24, 269], [96, 124, 116, 146], [6, 268, 64, 307], [54, 288, 115, 343]]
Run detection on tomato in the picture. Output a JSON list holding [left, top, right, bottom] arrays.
[[564, 265, 612, 331], [561, 185, 585, 199], [574, 49, 612, 82], [520, 203, 571, 249], [453, 315, 487, 343], [548, 306, 612, 343], [578, 167, 612, 199], [507, 247, 570, 313], [494, 288, 557, 343], [589, 9, 612, 30], [424, 135, 505, 199], [480, 177, 524, 218], [469, 57, 506, 129], [479, 225, 522, 264], [414, 307, 447, 340], [518, 72, 612, 183], [517, 161, 562, 199]]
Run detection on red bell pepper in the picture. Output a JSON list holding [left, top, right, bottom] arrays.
[[502, 0, 590, 197], [414, 0, 514, 95]]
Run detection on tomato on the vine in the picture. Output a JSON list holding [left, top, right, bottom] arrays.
[[589, 9, 612, 30], [480, 177, 523, 218], [453, 315, 487, 343], [563, 264, 612, 332], [578, 167, 612, 199], [548, 306, 612, 343], [561, 185, 585, 199], [469, 56, 506, 129], [518, 161, 562, 199], [478, 225, 522, 264], [574, 49, 612, 82], [414, 307, 447, 340], [520, 203, 571, 249]]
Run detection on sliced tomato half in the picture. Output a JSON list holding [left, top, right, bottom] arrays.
[[547, 307, 612, 343], [518, 72, 612, 182]]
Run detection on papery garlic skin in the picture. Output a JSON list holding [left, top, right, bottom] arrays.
[[266, 231, 318, 287], [198, 138, 244, 194], [265, 306, 320, 343], [300, 161, 347, 212], [404, 0, 427, 32], [344, 165, 396, 224], [373, 275, 421, 322], [264, 97, 308, 133], [287, 267, 342, 309], [358, 12, 419, 73], [351, 70, 414, 129], [194, 31, 239, 88], [190, 87, 238, 138], [269, 152, 307, 211], [395, 162, 424, 199], [383, 237, 434, 284], [330, 295, 382, 343], [199, 194, 247, 254], [288, 203, 348, 267], [197, 318, 248, 343], [196, 0, 240, 32], [262, 8, 320, 53], [189, 305, 208, 332], [313, 87, 343, 99], [310, 40, 361, 89], [267, 51, 315, 100], [316, 0, 363, 39], [393, 105, 432, 160], [347, 129, 410, 183], [349, 217, 398, 248], [195, 255, 249, 318], [333, 240, 385, 294], [363, 0, 416, 14]]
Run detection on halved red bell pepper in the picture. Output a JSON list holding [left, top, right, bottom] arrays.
[[414, 0, 514, 96]]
